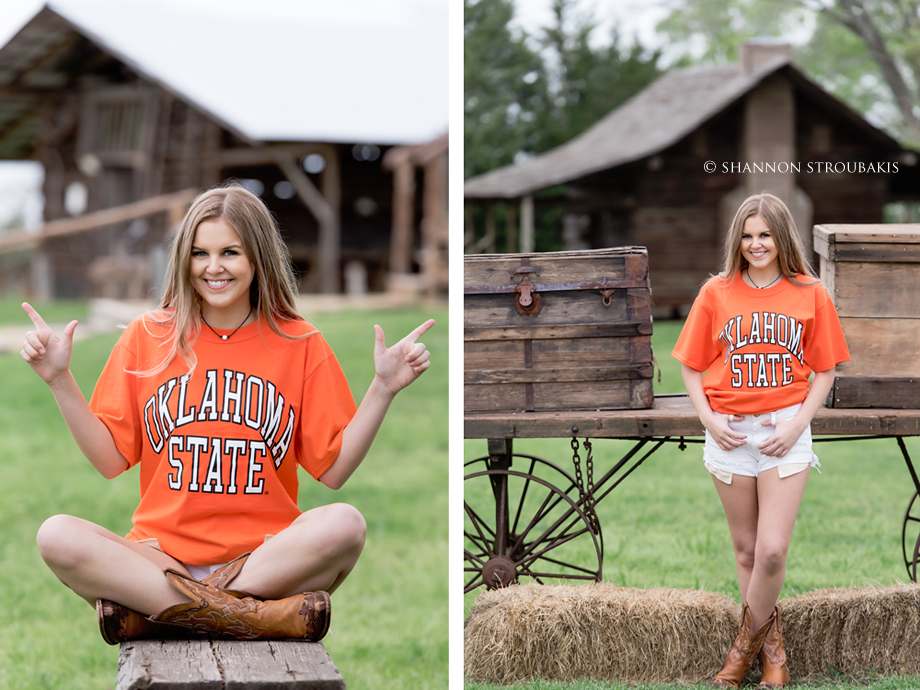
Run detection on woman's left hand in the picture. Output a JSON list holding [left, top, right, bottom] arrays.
[[758, 419, 805, 457], [373, 319, 435, 395]]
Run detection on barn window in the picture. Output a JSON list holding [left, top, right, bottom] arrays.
[[77, 87, 158, 169]]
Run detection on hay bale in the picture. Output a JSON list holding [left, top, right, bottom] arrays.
[[783, 583, 920, 679], [464, 583, 740, 685]]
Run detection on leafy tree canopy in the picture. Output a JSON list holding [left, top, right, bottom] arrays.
[[656, 0, 920, 146]]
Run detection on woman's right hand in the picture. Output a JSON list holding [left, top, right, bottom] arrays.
[[704, 412, 748, 451], [20, 302, 79, 385]]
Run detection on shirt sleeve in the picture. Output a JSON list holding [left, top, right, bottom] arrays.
[[672, 280, 720, 372], [89, 326, 143, 470], [297, 338, 358, 480], [803, 284, 851, 372]]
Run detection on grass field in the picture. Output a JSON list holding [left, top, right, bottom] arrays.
[[464, 319, 920, 689], [0, 301, 447, 690]]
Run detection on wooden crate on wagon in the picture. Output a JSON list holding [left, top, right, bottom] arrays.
[[814, 223, 920, 408], [464, 247, 654, 414]]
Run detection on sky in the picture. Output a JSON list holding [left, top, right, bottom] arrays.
[[508, 0, 673, 53]]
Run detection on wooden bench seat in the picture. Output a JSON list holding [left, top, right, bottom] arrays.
[[116, 638, 345, 689]]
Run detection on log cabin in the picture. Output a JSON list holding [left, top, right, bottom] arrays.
[[464, 42, 920, 312]]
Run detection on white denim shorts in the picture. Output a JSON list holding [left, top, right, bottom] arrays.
[[137, 535, 275, 580], [703, 403, 820, 484]]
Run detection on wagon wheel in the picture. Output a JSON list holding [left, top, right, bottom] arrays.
[[902, 490, 920, 582], [464, 454, 603, 593]]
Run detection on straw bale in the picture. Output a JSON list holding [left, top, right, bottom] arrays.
[[464, 583, 740, 685], [465, 582, 920, 685], [782, 583, 920, 679]]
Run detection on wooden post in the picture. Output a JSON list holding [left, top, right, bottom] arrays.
[[485, 204, 496, 254], [390, 159, 415, 274], [505, 203, 517, 254], [520, 195, 534, 253], [320, 145, 341, 294]]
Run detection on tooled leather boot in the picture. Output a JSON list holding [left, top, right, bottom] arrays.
[[150, 568, 331, 641], [96, 553, 251, 645], [757, 606, 791, 688], [713, 603, 776, 688]]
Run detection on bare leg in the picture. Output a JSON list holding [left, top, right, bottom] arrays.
[[712, 474, 759, 602], [745, 467, 809, 629], [36, 514, 192, 615], [229, 503, 366, 599]]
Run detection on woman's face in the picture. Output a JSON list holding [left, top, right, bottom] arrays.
[[190, 218, 255, 325], [740, 214, 778, 273]]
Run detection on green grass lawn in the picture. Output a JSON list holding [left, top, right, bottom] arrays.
[[0, 303, 447, 690], [464, 319, 920, 689]]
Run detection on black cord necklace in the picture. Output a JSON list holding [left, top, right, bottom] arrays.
[[745, 268, 782, 289], [201, 306, 252, 341]]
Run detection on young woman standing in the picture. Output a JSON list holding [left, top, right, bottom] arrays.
[[672, 193, 849, 688]]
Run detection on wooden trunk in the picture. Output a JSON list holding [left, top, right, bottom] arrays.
[[815, 224, 920, 408], [464, 247, 654, 414]]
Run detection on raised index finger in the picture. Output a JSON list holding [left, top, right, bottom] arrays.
[[402, 319, 435, 344], [22, 302, 49, 330]]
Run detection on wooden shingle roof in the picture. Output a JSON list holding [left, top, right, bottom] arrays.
[[464, 56, 902, 200]]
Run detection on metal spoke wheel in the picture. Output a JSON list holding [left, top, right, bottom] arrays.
[[464, 453, 603, 593], [903, 490, 920, 582]]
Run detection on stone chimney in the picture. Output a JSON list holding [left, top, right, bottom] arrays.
[[721, 40, 814, 254], [741, 40, 792, 74]]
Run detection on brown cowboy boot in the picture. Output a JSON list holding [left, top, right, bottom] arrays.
[[713, 603, 776, 688], [150, 568, 330, 641], [97, 599, 194, 645], [757, 606, 791, 688], [96, 553, 252, 645]]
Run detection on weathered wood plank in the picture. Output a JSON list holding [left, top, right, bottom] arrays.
[[463, 290, 639, 328], [465, 380, 648, 413], [825, 261, 920, 318], [464, 395, 920, 439], [831, 376, 920, 409], [217, 640, 345, 690], [116, 639, 345, 690], [464, 322, 653, 342], [837, 317, 920, 377], [464, 364, 653, 385], [814, 224, 920, 245], [116, 639, 223, 690], [463, 247, 649, 287]]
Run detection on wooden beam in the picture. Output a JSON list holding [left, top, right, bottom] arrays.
[[272, 151, 340, 293], [0, 187, 198, 255], [221, 144, 327, 168], [272, 153, 335, 227]]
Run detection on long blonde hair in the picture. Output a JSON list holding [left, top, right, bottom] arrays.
[[141, 184, 308, 376], [719, 192, 817, 286]]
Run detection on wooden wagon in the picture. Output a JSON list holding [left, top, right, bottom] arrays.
[[464, 235, 920, 593]]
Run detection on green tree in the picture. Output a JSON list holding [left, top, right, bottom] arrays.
[[534, 0, 662, 151], [464, 0, 548, 179], [656, 0, 920, 145]]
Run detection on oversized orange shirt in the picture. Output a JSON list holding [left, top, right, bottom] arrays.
[[672, 273, 850, 415], [89, 314, 357, 565]]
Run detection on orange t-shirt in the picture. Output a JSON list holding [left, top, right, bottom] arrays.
[[672, 273, 850, 415], [89, 314, 357, 565]]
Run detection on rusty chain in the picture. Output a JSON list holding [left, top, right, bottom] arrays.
[[571, 437, 601, 535]]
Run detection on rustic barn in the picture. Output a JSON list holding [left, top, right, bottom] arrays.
[[464, 42, 920, 311], [0, 1, 447, 299]]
